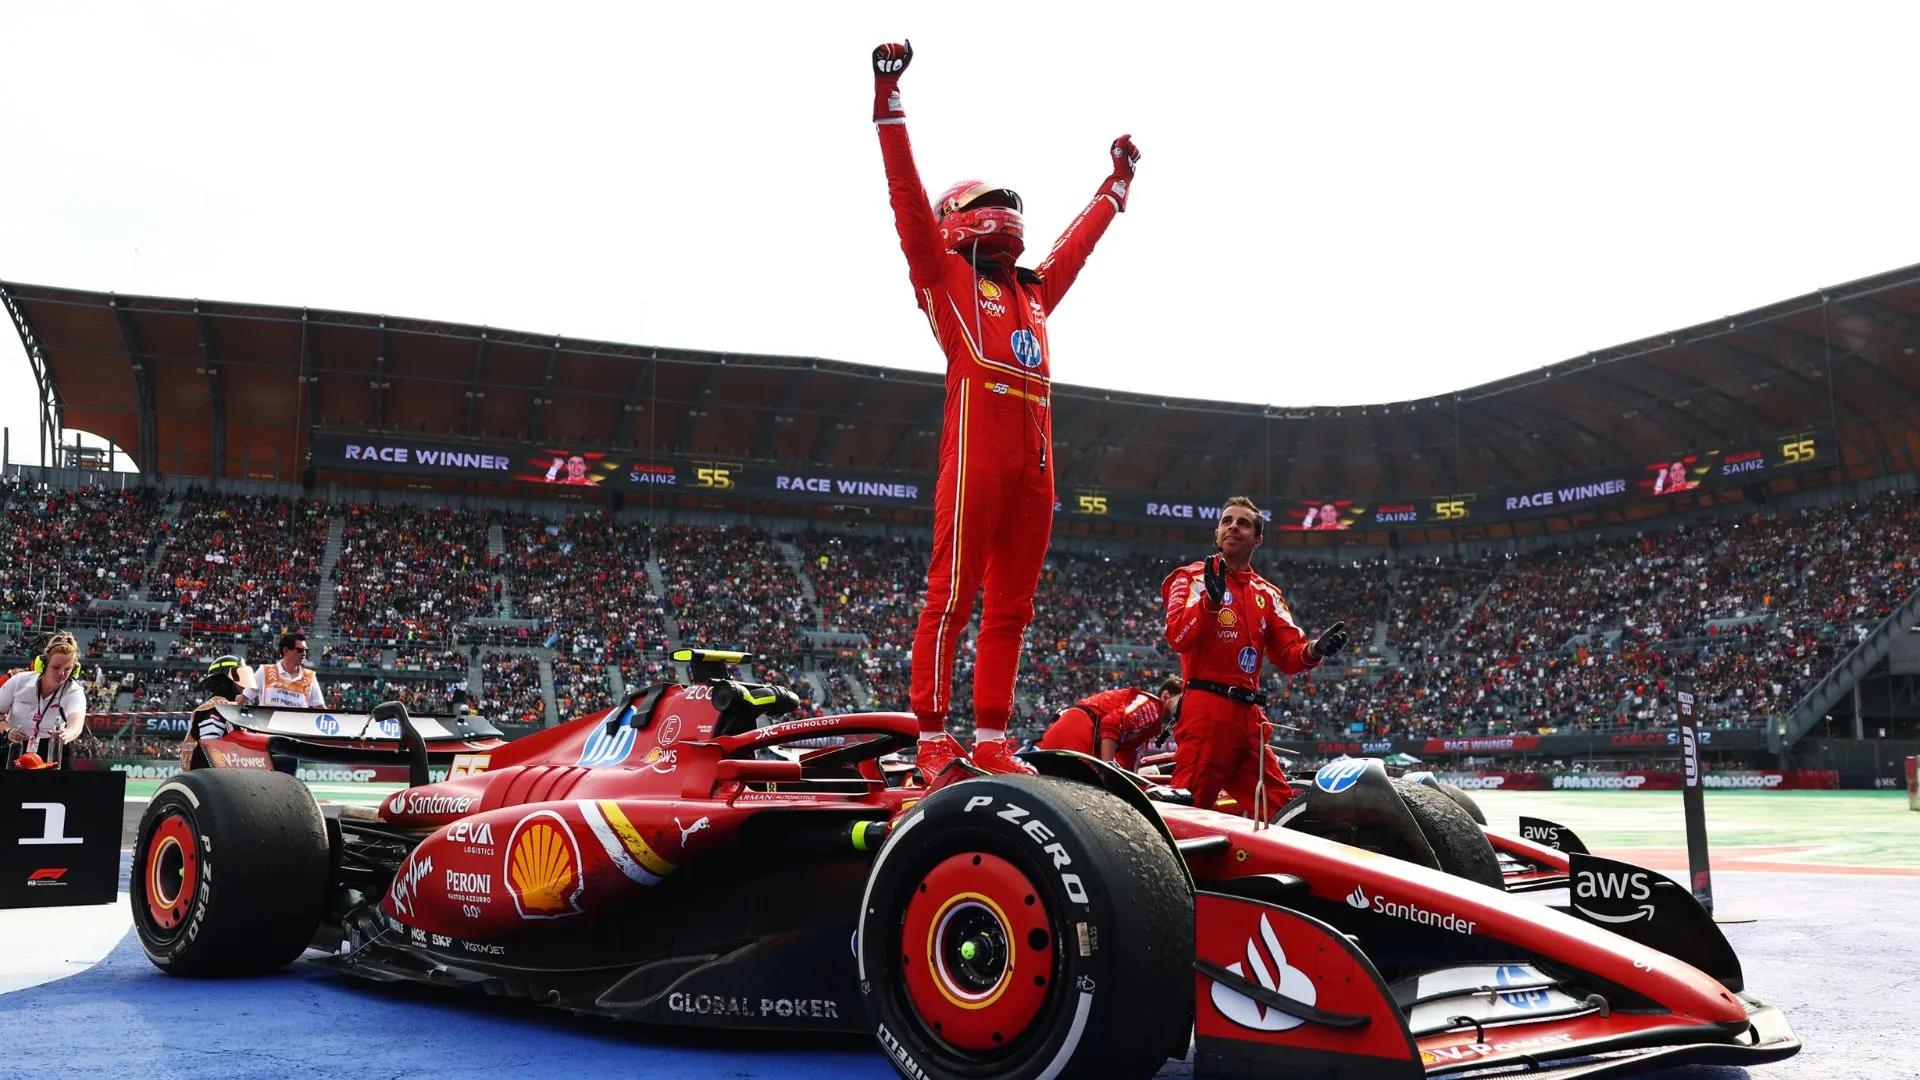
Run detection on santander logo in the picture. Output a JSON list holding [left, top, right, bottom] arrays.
[[1346, 885, 1370, 909], [1210, 914, 1316, 1032]]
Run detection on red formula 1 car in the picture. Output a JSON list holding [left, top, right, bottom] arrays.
[[133, 651, 1799, 1080]]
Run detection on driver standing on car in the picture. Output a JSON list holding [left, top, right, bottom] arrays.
[[870, 39, 1141, 787], [241, 631, 326, 709], [1162, 498, 1348, 817]]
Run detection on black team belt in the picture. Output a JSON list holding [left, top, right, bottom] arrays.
[[1184, 679, 1268, 707]]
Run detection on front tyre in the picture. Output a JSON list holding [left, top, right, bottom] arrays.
[[1436, 780, 1488, 825], [1392, 778, 1502, 889], [131, 768, 330, 976], [859, 775, 1193, 1080]]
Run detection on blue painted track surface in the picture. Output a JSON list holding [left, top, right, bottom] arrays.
[[3, 861, 1910, 1079]]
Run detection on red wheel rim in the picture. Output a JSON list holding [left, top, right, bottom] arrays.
[[145, 814, 199, 931], [899, 851, 1056, 1052]]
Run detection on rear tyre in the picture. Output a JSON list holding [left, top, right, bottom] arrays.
[[1392, 778, 1502, 889], [1437, 780, 1488, 825], [131, 768, 330, 976], [860, 775, 1193, 1080]]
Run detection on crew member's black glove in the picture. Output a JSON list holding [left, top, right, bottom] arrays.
[[1309, 621, 1349, 661], [1202, 554, 1227, 607]]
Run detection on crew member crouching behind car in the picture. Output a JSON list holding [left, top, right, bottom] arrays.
[[1037, 676, 1181, 770], [1, 630, 87, 768], [1162, 498, 1348, 817], [241, 631, 325, 709], [189, 654, 256, 742]]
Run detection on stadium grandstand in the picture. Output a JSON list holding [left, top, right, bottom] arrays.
[[2, 265, 1917, 786]]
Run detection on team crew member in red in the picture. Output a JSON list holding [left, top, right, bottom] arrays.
[[1038, 677, 1182, 770], [1163, 497, 1349, 816], [870, 40, 1142, 784]]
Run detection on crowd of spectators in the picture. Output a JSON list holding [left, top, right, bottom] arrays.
[[657, 525, 815, 659], [147, 491, 328, 648], [0, 481, 165, 629], [86, 632, 157, 660], [329, 505, 499, 643], [5, 478, 1912, 745], [320, 641, 386, 667], [479, 652, 545, 722], [550, 653, 610, 720], [786, 494, 1916, 741], [500, 514, 672, 663], [795, 532, 927, 649]]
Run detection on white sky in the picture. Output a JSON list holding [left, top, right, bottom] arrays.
[[5, 2, 1920, 468]]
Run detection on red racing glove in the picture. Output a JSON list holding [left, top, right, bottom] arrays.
[[1105, 134, 1141, 211], [872, 40, 912, 122]]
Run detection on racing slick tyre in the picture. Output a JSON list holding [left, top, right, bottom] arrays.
[[1437, 780, 1488, 825], [1392, 778, 1503, 889], [859, 774, 1192, 1080], [131, 767, 330, 976]]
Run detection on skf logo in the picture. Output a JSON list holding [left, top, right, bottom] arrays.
[[506, 810, 585, 919], [27, 867, 68, 887]]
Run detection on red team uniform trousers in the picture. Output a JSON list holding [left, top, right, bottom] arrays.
[[877, 118, 1121, 732], [1037, 687, 1167, 770], [1162, 559, 1321, 815]]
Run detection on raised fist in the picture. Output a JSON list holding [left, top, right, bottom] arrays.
[[872, 40, 913, 80], [1104, 134, 1141, 210]]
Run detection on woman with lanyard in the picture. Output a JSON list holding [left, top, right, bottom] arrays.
[[1, 630, 88, 769]]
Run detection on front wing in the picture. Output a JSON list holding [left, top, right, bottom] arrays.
[[1193, 889, 1799, 1080]]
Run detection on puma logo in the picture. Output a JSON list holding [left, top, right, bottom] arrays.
[[675, 816, 711, 846]]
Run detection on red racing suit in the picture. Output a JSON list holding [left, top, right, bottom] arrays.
[[1162, 560, 1321, 815], [1037, 687, 1167, 770], [878, 116, 1122, 733]]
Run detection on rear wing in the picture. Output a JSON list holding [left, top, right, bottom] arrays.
[[210, 703, 504, 748]]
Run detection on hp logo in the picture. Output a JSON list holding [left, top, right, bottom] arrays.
[[1314, 759, 1369, 794]]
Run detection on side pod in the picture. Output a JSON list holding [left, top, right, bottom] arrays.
[[1193, 891, 1422, 1080]]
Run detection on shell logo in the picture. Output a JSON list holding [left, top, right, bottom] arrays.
[[505, 810, 585, 919], [978, 279, 1003, 301], [1217, 607, 1238, 627]]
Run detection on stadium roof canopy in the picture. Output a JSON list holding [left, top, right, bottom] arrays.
[[4, 262, 1917, 507]]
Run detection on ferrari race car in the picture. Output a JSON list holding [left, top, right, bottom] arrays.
[[134, 650, 1799, 1080]]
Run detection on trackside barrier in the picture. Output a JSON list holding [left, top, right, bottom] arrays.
[[1432, 770, 1840, 791]]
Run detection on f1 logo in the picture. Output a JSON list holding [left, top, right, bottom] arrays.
[[28, 868, 66, 882], [18, 802, 84, 846]]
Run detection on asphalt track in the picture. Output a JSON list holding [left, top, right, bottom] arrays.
[[13, 788, 1919, 1079]]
